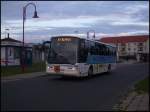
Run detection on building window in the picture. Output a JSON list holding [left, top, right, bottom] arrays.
[[9, 48, 12, 56], [121, 48, 125, 51], [138, 47, 143, 51], [138, 43, 143, 46], [128, 48, 130, 51], [14, 48, 20, 58], [121, 43, 125, 46]]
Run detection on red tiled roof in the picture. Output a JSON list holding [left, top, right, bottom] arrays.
[[100, 35, 149, 44], [1, 37, 22, 43]]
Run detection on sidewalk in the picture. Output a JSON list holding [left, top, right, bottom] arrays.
[[126, 92, 149, 111], [117, 60, 142, 64], [1, 72, 46, 82], [113, 91, 149, 111]]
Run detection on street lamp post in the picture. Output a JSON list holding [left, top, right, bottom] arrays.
[[22, 2, 39, 72], [5, 28, 9, 38], [5, 28, 9, 67], [87, 30, 95, 40]]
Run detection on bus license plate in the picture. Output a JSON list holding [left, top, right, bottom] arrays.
[[54, 65, 60, 72]]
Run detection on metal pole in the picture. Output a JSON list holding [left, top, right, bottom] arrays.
[[21, 3, 39, 73], [5, 29, 9, 67], [22, 7, 25, 72], [87, 32, 89, 39], [87, 30, 95, 40], [5, 47, 8, 67]]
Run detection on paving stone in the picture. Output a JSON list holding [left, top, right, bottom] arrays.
[[127, 105, 138, 111], [136, 94, 149, 111], [117, 92, 137, 111], [137, 104, 149, 111], [126, 93, 149, 111]]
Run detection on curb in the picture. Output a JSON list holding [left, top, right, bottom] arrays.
[[1, 72, 46, 82]]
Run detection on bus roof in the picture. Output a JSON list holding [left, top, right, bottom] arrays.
[[51, 35, 116, 48]]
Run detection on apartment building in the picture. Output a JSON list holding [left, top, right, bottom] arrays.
[[100, 35, 149, 62]]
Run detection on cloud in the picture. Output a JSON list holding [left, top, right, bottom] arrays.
[[7, 16, 101, 27], [2, 13, 149, 39], [124, 4, 149, 15], [50, 30, 149, 40], [116, 30, 149, 36], [1, 1, 149, 43], [111, 21, 149, 27], [4, 13, 148, 30], [100, 30, 149, 38], [2, 16, 101, 34], [1, 30, 149, 43]]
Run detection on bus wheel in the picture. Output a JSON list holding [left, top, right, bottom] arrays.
[[88, 67, 93, 77]]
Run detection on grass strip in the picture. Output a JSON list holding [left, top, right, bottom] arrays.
[[134, 76, 149, 94], [1, 62, 45, 77]]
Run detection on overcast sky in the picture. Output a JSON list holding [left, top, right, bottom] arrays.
[[1, 1, 149, 43]]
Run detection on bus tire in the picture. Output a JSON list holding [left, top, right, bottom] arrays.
[[88, 66, 93, 77]]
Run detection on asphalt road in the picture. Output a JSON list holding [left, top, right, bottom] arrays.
[[1, 63, 149, 111]]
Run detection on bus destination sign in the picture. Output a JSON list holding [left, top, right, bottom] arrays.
[[57, 38, 72, 42]]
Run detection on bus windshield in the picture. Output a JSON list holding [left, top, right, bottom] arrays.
[[47, 37, 78, 64]]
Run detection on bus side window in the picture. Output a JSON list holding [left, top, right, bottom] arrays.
[[112, 48, 114, 56], [108, 47, 111, 56], [100, 45, 102, 55], [89, 41, 93, 55], [114, 49, 116, 56], [98, 45, 102, 55], [99, 44, 103, 55], [106, 46, 109, 56], [106, 47, 109, 56], [90, 46, 94, 55], [103, 45, 106, 56], [107, 47, 110, 56], [110, 48, 113, 56], [97, 47, 99, 55], [95, 43, 100, 55], [79, 39, 88, 63], [79, 41, 85, 62], [108, 49, 110, 56]]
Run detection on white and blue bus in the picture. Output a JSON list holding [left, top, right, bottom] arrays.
[[46, 36, 117, 77]]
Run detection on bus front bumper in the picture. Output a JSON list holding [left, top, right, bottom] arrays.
[[46, 68, 81, 77]]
